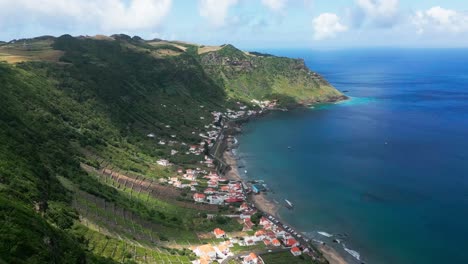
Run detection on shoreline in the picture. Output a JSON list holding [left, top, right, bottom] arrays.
[[219, 112, 351, 264], [223, 143, 281, 217]]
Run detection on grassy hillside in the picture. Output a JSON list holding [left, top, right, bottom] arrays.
[[0, 35, 343, 263], [199, 44, 345, 105]]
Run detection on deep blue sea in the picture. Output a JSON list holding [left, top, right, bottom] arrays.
[[236, 49, 468, 264]]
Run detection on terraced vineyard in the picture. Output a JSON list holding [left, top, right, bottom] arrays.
[[77, 225, 194, 264]]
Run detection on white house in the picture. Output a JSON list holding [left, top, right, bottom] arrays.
[[157, 159, 171, 166], [193, 193, 206, 203], [242, 253, 259, 264], [194, 244, 217, 261]]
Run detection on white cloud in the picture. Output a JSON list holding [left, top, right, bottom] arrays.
[[412, 6, 468, 34], [0, 0, 172, 33], [261, 0, 288, 12], [313, 13, 348, 40], [353, 0, 400, 27], [198, 0, 239, 28]]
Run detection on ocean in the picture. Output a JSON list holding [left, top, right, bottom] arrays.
[[236, 49, 468, 264]]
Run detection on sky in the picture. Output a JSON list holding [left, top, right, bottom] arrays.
[[1, 0, 468, 49]]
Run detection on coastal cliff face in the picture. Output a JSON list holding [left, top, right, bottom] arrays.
[[199, 44, 345, 106], [0, 34, 340, 263]]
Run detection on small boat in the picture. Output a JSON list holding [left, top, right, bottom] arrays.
[[285, 199, 294, 209], [244, 170, 248, 174]]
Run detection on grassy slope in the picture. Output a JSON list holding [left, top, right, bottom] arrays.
[[0, 35, 342, 263], [200, 44, 344, 105], [0, 37, 233, 263]]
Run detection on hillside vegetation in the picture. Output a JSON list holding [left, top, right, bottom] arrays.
[[0, 34, 343, 263]]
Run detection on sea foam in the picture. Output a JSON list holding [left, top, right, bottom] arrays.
[[343, 244, 361, 260], [317, 231, 333, 237]]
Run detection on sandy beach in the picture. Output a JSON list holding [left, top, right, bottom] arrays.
[[223, 149, 242, 181], [223, 145, 280, 217], [320, 244, 349, 264]]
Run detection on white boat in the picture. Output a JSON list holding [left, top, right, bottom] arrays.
[[285, 199, 294, 209]]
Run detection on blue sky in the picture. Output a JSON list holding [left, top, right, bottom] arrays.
[[1, 0, 468, 49]]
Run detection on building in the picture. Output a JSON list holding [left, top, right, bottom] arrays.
[[215, 244, 230, 257], [208, 180, 218, 188], [204, 188, 216, 194], [213, 228, 226, 238], [251, 185, 260, 194], [239, 202, 250, 212], [194, 244, 217, 261], [243, 219, 254, 231], [291, 247, 302, 256], [243, 252, 259, 264], [207, 195, 224, 205], [284, 238, 299, 248], [240, 211, 255, 220], [254, 230, 266, 240], [259, 217, 272, 229], [157, 159, 171, 166], [193, 193, 206, 202], [271, 239, 281, 247]]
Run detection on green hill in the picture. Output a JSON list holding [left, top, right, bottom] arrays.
[[0, 35, 343, 263], [199, 44, 344, 105]]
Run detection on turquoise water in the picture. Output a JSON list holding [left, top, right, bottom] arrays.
[[237, 49, 468, 264]]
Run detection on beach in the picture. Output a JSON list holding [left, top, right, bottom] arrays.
[[320, 245, 348, 264], [221, 131, 350, 264]]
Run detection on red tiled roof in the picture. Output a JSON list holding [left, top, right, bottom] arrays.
[[285, 238, 298, 247], [214, 228, 225, 236], [244, 252, 257, 262], [193, 193, 206, 199], [291, 247, 301, 253], [272, 239, 281, 246]]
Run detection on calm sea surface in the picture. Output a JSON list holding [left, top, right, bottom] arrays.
[[236, 49, 468, 264]]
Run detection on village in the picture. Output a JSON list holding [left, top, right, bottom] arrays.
[[148, 99, 323, 264]]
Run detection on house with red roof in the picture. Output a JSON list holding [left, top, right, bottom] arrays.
[[193, 244, 216, 261], [243, 219, 254, 231], [271, 238, 281, 247], [204, 188, 216, 194], [254, 230, 266, 240], [225, 197, 244, 203], [193, 193, 206, 202], [263, 239, 271, 246], [259, 217, 272, 229], [284, 238, 299, 247], [239, 202, 249, 212], [290, 246, 302, 256], [184, 174, 197, 181], [240, 210, 255, 220], [213, 228, 226, 238], [266, 230, 276, 240], [208, 180, 218, 188], [242, 252, 259, 264]]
